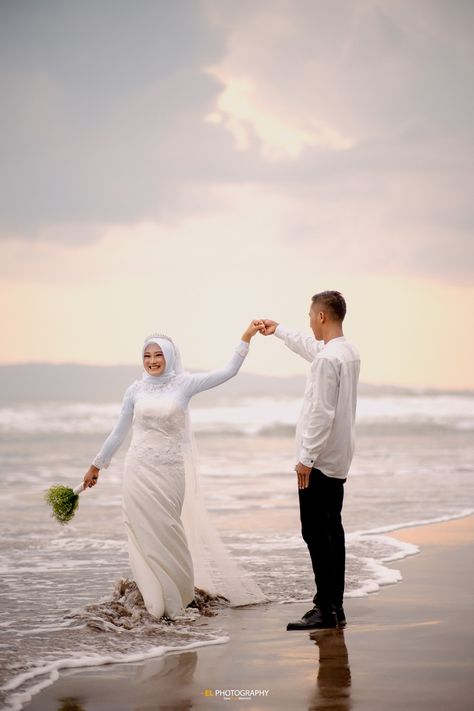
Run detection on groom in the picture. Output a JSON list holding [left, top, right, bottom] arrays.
[[259, 291, 360, 630]]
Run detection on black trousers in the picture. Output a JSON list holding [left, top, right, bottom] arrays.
[[298, 467, 346, 613]]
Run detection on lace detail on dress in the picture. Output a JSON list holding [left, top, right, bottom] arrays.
[[235, 341, 249, 358], [139, 374, 187, 394], [128, 389, 188, 469], [128, 441, 183, 468], [92, 453, 110, 469]]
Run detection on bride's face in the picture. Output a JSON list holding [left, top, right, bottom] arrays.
[[143, 344, 166, 376]]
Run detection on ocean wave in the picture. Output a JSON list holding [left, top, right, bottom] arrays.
[[2, 512, 472, 711], [1, 634, 230, 711], [352, 508, 474, 537], [1, 394, 473, 435], [1, 578, 232, 711]]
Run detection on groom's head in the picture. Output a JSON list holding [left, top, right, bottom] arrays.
[[309, 290, 346, 340]]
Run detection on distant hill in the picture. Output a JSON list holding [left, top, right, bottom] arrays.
[[0, 363, 471, 404]]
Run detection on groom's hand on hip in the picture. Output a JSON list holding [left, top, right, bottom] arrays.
[[295, 462, 312, 489]]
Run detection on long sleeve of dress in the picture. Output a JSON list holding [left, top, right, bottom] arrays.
[[91, 382, 137, 469], [184, 340, 249, 398], [274, 324, 325, 362]]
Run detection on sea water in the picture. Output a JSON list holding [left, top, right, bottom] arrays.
[[1, 393, 473, 709]]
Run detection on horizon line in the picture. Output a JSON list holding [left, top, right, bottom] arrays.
[[0, 361, 473, 395]]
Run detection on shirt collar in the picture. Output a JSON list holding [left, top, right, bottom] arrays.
[[323, 335, 346, 345]]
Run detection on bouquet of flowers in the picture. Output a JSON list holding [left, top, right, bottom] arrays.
[[44, 482, 86, 525]]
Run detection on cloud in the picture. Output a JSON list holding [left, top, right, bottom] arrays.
[[0, 0, 473, 284], [0, 0, 230, 231], [204, 71, 353, 159], [199, 0, 474, 281]]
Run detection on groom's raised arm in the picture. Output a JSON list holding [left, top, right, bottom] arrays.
[[273, 323, 324, 362]]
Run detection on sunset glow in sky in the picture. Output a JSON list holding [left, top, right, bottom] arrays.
[[1, 1, 473, 389]]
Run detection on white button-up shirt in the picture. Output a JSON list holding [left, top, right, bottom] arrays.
[[275, 324, 360, 479]]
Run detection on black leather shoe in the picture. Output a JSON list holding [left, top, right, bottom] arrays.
[[307, 604, 347, 626], [287, 607, 337, 630]]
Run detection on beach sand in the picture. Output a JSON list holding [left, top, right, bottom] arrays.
[[22, 515, 474, 711]]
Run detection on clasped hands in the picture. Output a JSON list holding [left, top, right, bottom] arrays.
[[243, 319, 313, 490], [241, 319, 275, 341]]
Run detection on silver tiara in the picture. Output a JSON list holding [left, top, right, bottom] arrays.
[[143, 332, 174, 344]]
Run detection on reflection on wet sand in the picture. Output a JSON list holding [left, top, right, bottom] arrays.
[[56, 699, 86, 711], [54, 652, 198, 711], [308, 628, 351, 710], [131, 652, 197, 710]]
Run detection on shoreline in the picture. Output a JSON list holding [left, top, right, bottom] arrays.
[[9, 513, 474, 711]]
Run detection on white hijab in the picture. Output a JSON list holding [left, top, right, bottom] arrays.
[[141, 335, 182, 383]]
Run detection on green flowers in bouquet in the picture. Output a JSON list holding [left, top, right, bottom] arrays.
[[44, 483, 83, 525]]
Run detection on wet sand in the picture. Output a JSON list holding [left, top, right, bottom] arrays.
[[22, 515, 474, 711]]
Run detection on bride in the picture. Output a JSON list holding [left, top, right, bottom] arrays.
[[82, 321, 268, 620]]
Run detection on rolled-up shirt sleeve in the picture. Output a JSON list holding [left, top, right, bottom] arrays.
[[299, 357, 340, 467], [274, 324, 324, 362]]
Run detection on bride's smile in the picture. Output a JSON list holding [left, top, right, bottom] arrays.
[[143, 344, 165, 375]]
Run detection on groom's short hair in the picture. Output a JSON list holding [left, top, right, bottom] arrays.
[[311, 290, 346, 322]]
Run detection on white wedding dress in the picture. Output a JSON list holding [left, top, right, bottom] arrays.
[[92, 340, 268, 620]]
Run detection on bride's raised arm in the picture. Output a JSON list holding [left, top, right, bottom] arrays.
[[183, 320, 264, 398]]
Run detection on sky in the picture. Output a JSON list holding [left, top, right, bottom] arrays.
[[1, 0, 473, 389]]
